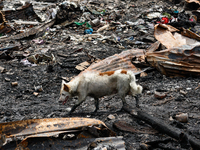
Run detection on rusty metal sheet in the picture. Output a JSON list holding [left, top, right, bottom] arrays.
[[0, 117, 115, 148], [0, 11, 13, 34], [154, 24, 180, 49], [146, 44, 200, 77], [154, 24, 200, 49], [186, 0, 200, 5], [181, 28, 200, 41], [146, 41, 161, 53], [82, 49, 149, 75], [0, 22, 12, 34], [0, 117, 114, 137], [185, 0, 200, 10], [2, 136, 125, 150]]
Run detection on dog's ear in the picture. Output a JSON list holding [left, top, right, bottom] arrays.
[[63, 84, 70, 92], [62, 80, 67, 84]]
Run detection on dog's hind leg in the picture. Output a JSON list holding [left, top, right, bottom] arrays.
[[94, 98, 99, 112], [135, 95, 139, 108], [119, 95, 127, 111], [121, 95, 126, 105]]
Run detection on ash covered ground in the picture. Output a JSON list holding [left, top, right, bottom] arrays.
[[1, 0, 200, 149]]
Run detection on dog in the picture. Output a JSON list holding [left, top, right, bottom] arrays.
[[59, 69, 142, 114]]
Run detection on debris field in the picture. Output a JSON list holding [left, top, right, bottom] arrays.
[[1, 0, 200, 149]]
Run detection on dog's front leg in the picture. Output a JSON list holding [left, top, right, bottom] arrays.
[[68, 94, 86, 114], [69, 100, 84, 114], [94, 98, 99, 112]]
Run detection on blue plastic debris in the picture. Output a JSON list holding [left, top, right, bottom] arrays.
[[84, 28, 93, 34], [174, 10, 179, 13], [128, 36, 134, 40]]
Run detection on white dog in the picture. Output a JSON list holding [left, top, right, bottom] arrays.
[[59, 69, 142, 114]]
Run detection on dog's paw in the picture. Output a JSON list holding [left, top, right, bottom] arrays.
[[65, 107, 71, 112], [65, 107, 72, 115]]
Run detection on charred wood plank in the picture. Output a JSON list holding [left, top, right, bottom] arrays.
[[122, 104, 200, 150], [0, 3, 41, 22], [113, 120, 157, 134], [140, 138, 179, 150], [0, 19, 55, 42]]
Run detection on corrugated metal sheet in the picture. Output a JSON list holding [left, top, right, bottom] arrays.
[[0, 117, 116, 148], [82, 49, 148, 75], [146, 44, 200, 77]]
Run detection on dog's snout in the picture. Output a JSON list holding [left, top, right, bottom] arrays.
[[58, 96, 64, 102]]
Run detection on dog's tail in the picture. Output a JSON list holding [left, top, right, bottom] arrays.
[[127, 71, 143, 96]]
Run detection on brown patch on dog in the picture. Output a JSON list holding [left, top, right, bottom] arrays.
[[121, 70, 127, 74], [99, 71, 115, 76], [63, 84, 70, 92]]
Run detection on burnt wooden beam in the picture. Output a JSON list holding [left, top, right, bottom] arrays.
[[122, 104, 200, 149]]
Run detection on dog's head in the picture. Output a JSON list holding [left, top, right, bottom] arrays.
[[59, 80, 71, 105]]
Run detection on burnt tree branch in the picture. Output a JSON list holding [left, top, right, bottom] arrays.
[[122, 104, 200, 149]]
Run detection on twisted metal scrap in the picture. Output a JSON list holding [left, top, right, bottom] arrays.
[[147, 24, 200, 77], [0, 11, 12, 34], [0, 117, 115, 148], [0, 117, 114, 137], [146, 43, 200, 77], [82, 49, 147, 74]]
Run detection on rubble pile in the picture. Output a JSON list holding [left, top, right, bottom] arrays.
[[1, 0, 200, 149]]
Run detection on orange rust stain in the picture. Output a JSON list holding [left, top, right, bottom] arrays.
[[121, 70, 127, 74], [64, 84, 70, 92], [99, 71, 115, 76], [20, 140, 28, 148]]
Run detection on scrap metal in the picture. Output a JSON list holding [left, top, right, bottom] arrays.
[[186, 0, 200, 6], [0, 11, 12, 34], [0, 117, 115, 148], [0, 22, 12, 34], [3, 136, 125, 150], [185, 0, 200, 10], [146, 43, 200, 77], [82, 49, 151, 75], [153, 24, 198, 49], [181, 27, 200, 41], [147, 24, 200, 77]]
